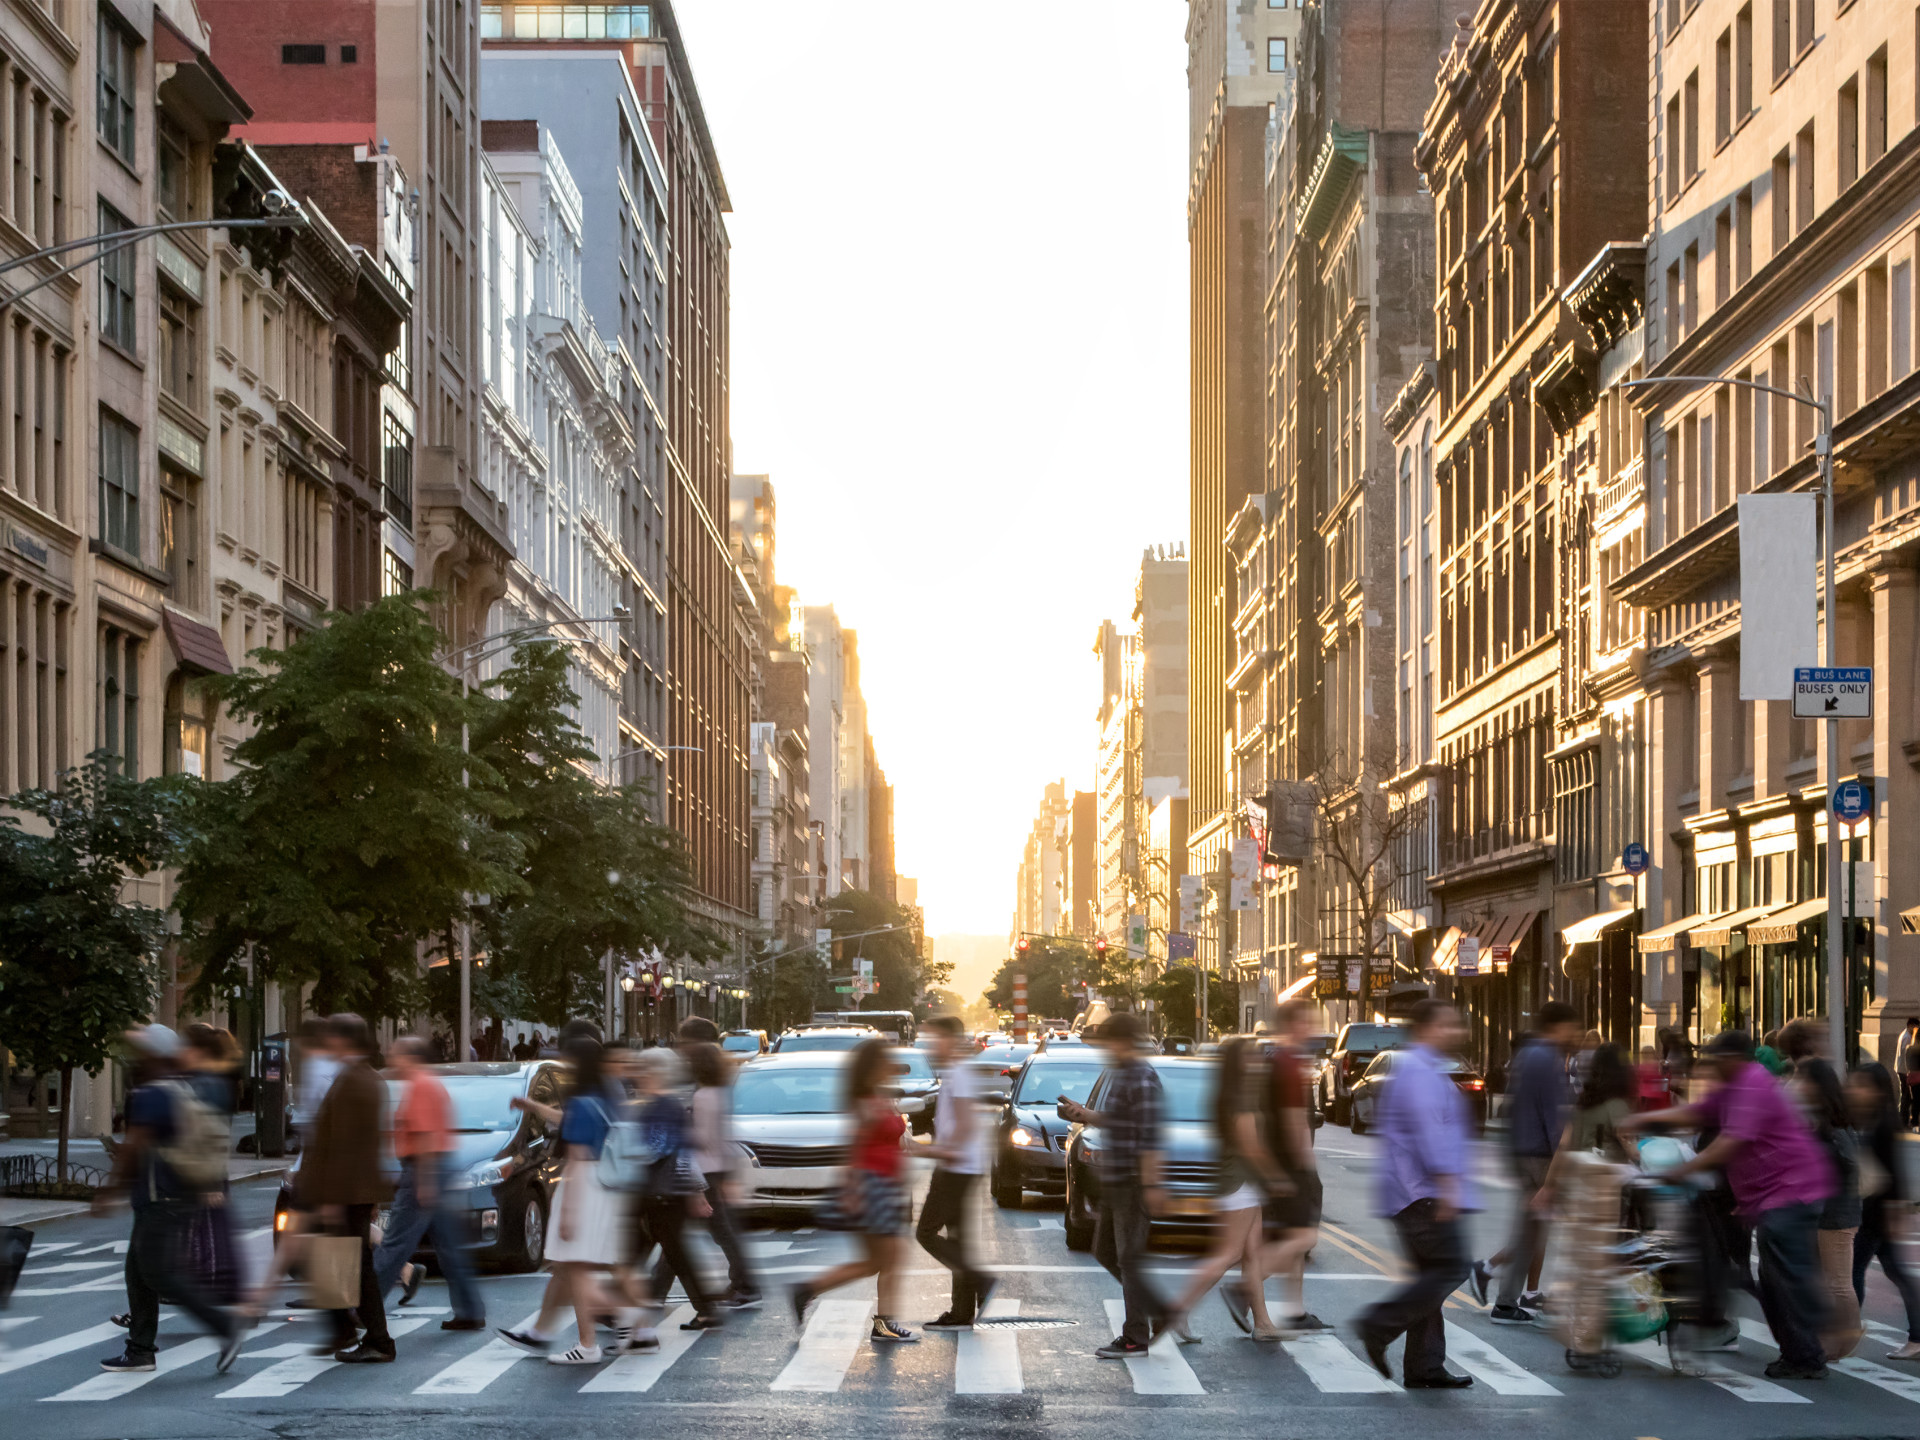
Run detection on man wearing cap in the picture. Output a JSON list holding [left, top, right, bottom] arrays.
[[96, 1024, 244, 1375]]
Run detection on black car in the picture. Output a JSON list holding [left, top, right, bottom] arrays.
[[1317, 1021, 1408, 1124], [1060, 1056, 1219, 1252], [273, 1061, 567, 1273], [1347, 1049, 1489, 1133], [988, 1051, 1108, 1208]]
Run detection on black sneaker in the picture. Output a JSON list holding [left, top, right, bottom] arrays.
[[400, 1264, 424, 1306], [497, 1327, 550, 1353], [335, 1341, 396, 1363], [723, 1289, 764, 1310], [99, 1350, 156, 1373], [871, 1316, 919, 1344], [1489, 1304, 1535, 1325], [924, 1313, 973, 1332], [1095, 1336, 1150, 1359], [1284, 1312, 1333, 1332], [1466, 1259, 1493, 1307], [1763, 1358, 1829, 1380], [681, 1313, 726, 1332]]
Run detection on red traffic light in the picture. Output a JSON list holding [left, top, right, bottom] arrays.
[[1094, 936, 1108, 956], [1015, 937, 1031, 954]]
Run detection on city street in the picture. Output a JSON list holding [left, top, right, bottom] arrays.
[[3, 1136, 1916, 1440]]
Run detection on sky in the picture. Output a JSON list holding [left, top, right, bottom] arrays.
[[673, 1, 1192, 937]]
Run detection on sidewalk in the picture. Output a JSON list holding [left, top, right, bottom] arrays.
[[0, 1113, 289, 1228]]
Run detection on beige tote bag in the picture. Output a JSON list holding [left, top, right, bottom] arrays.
[[304, 1234, 362, 1310]]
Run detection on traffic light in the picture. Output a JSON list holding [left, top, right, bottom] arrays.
[[1094, 936, 1109, 959], [1015, 937, 1031, 955]]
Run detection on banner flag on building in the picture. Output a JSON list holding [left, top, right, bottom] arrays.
[[1127, 913, 1148, 959], [1178, 874, 1203, 930], [1229, 837, 1259, 911], [1168, 932, 1195, 961], [1737, 493, 1817, 700]]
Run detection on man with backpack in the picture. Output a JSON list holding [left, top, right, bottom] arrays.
[[96, 1023, 245, 1374]]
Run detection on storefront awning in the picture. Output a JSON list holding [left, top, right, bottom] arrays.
[[1275, 971, 1315, 1002], [1688, 903, 1782, 949], [1383, 908, 1430, 938], [1432, 911, 1534, 974], [1748, 896, 1832, 946], [1561, 906, 1639, 948], [1431, 926, 1465, 973], [1638, 911, 1712, 954], [1482, 909, 1538, 954]]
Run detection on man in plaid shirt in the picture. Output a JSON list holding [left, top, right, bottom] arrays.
[[1060, 1012, 1166, 1357]]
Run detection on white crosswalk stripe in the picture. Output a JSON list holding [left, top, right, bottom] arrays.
[[1103, 1299, 1203, 1394], [0, 1317, 38, 1334], [579, 1306, 707, 1393], [220, 1316, 432, 1398], [1280, 1329, 1397, 1393], [773, 1297, 873, 1391], [1442, 1321, 1561, 1395], [414, 1311, 544, 1395], [1736, 1316, 1920, 1405], [44, 1323, 285, 1402], [1619, 1337, 1809, 1402], [0, 1322, 125, 1377], [953, 1298, 1022, 1393]]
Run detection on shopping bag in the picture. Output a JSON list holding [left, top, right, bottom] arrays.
[[0, 1226, 31, 1308], [304, 1234, 362, 1310]]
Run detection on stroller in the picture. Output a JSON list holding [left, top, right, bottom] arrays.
[[1556, 1139, 1711, 1378]]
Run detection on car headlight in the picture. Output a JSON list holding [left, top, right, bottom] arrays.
[[465, 1159, 514, 1188], [1009, 1126, 1038, 1148]]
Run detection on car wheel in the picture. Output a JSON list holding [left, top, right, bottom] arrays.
[[1333, 1093, 1352, 1126], [990, 1159, 1023, 1209], [512, 1194, 548, 1273], [1063, 1169, 1095, 1252], [1349, 1099, 1368, 1135]]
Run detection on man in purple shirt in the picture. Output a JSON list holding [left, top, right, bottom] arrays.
[[1624, 1029, 1835, 1379], [1354, 999, 1477, 1388]]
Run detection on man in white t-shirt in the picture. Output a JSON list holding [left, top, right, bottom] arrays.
[[917, 1015, 998, 1330]]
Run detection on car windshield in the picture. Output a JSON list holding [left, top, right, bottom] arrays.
[[733, 1067, 845, 1115], [1016, 1061, 1104, 1105], [442, 1076, 527, 1131], [774, 1031, 866, 1052], [977, 1045, 1032, 1068], [1152, 1063, 1215, 1122], [893, 1050, 933, 1080], [721, 1035, 761, 1053], [1343, 1024, 1408, 1052]]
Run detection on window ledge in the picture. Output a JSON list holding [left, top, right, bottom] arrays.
[[89, 537, 169, 587], [95, 137, 142, 185]]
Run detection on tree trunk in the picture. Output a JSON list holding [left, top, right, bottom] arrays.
[[56, 1063, 73, 1183]]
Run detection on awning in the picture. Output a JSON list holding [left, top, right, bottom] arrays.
[[1483, 909, 1539, 953], [1562, 906, 1639, 948], [1383, 908, 1429, 938], [1275, 971, 1315, 1002], [162, 608, 233, 675], [1432, 926, 1465, 973], [1638, 911, 1712, 954], [1903, 906, 1920, 936], [1688, 903, 1782, 949], [1749, 896, 1831, 945], [1432, 911, 1534, 974]]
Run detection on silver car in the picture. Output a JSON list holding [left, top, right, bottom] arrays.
[[731, 1051, 926, 1212]]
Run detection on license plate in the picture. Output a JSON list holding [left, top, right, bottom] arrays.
[[1166, 1195, 1212, 1217]]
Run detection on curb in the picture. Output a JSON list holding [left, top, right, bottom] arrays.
[[0, 1164, 288, 1230]]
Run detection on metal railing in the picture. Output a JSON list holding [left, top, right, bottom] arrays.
[[1, 1153, 110, 1198]]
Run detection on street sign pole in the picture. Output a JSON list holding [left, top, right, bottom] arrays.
[[1818, 405, 1845, 1067]]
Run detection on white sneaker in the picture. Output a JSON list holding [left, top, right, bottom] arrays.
[[548, 1344, 604, 1364]]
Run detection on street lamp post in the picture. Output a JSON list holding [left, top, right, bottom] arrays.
[[1623, 375, 1843, 1064]]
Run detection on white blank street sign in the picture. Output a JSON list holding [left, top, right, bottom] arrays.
[[1793, 666, 1872, 718]]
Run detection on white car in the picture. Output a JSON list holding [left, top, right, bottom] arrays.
[[730, 1052, 925, 1212]]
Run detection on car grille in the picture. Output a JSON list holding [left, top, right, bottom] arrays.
[[745, 1143, 845, 1168], [1159, 1161, 1220, 1190]]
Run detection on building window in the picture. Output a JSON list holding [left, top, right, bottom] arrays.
[[98, 201, 136, 351], [383, 549, 413, 596], [383, 412, 413, 529], [98, 624, 140, 776], [165, 672, 213, 779], [1268, 37, 1289, 72], [159, 466, 200, 608], [97, 9, 137, 164], [385, 263, 413, 391], [157, 115, 192, 220], [98, 408, 140, 558], [158, 284, 198, 406], [341, 45, 358, 63], [281, 44, 327, 64]]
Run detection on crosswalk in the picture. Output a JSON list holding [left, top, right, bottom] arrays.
[[3, 1298, 1919, 1411]]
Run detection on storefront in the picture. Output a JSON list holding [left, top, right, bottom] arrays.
[[1431, 908, 1541, 1083], [1559, 906, 1640, 1048]]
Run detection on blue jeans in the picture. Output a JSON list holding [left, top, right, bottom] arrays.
[[1754, 1200, 1826, 1368], [372, 1156, 484, 1322]]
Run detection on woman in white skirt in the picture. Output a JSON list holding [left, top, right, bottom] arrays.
[[1165, 1037, 1292, 1341], [500, 1034, 630, 1363]]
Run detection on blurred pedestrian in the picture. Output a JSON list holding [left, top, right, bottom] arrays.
[[370, 1037, 486, 1331], [179, 1025, 242, 1308], [677, 1015, 721, 1046], [501, 1033, 628, 1363], [1532, 1042, 1640, 1224], [1623, 1030, 1835, 1379], [292, 1017, 338, 1147], [1353, 999, 1477, 1388], [916, 1016, 996, 1331], [512, 1032, 533, 1061], [1848, 1062, 1920, 1360], [1636, 1046, 1670, 1110], [296, 1014, 396, 1362], [632, 1046, 726, 1333], [1897, 1018, 1920, 1128], [790, 1036, 918, 1345], [656, 1040, 758, 1309], [1795, 1057, 1861, 1359], [1247, 998, 1328, 1335], [1166, 1037, 1282, 1340], [96, 1024, 244, 1375], [1469, 1000, 1579, 1323], [1756, 1029, 1787, 1076], [1058, 1012, 1167, 1359]]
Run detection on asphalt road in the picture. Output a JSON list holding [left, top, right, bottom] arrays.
[[2, 1130, 1917, 1440]]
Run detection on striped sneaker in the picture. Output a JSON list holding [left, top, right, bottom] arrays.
[[871, 1315, 919, 1345]]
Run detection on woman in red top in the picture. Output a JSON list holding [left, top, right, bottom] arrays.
[[789, 1038, 917, 1345]]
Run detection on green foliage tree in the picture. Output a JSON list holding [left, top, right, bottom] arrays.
[[823, 888, 948, 1017], [0, 755, 182, 1177], [982, 936, 1091, 1023], [1141, 965, 1237, 1040], [468, 641, 715, 1027], [744, 936, 827, 1037], [173, 596, 519, 1022]]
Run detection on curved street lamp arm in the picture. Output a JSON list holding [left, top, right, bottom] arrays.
[[0, 213, 305, 282]]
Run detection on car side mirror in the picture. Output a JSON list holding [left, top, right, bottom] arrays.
[[1309, 1109, 1325, 1130], [985, 1089, 1010, 1105]]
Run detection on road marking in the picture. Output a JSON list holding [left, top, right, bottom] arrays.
[[1102, 1298, 1203, 1394], [1735, 1317, 1920, 1405], [0, 1322, 124, 1376], [1442, 1321, 1561, 1394], [46, 1323, 285, 1401], [413, 1310, 544, 1395], [19, 1243, 79, 1256], [67, 1242, 128, 1257], [772, 1298, 872, 1391], [0, 1316, 38, 1333], [954, 1298, 1022, 1393], [1619, 1338, 1809, 1402], [579, 1305, 705, 1393], [219, 1317, 430, 1398], [1026, 1217, 1063, 1231], [18, 1261, 121, 1276], [1280, 1329, 1398, 1393], [12, 1275, 137, 1297], [748, 1240, 793, 1258]]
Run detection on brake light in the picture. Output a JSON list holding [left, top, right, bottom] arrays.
[[1460, 1079, 1484, 1091], [274, 1209, 290, 1233]]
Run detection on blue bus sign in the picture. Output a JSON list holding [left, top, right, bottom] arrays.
[[1832, 778, 1872, 824], [1622, 842, 1650, 877]]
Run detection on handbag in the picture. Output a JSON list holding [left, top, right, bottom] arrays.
[[304, 1233, 363, 1310], [594, 1097, 659, 1193]]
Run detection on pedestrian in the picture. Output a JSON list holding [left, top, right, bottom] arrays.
[[512, 1032, 532, 1061], [677, 1015, 722, 1046], [651, 1040, 759, 1309], [1165, 1037, 1285, 1340], [369, 1037, 486, 1332], [916, 1015, 997, 1332], [1897, 1018, 1920, 1128], [1057, 1011, 1167, 1359], [1353, 999, 1477, 1388], [1794, 1057, 1861, 1359], [292, 1017, 339, 1147], [178, 1025, 242, 1308], [631, 1046, 726, 1333], [790, 1036, 919, 1346], [1755, 1029, 1787, 1076], [1530, 1043, 1640, 1224], [1243, 998, 1329, 1336], [1622, 1030, 1835, 1379], [96, 1024, 244, 1375], [1847, 1061, 1920, 1360], [1469, 1000, 1580, 1323], [501, 1033, 630, 1363], [1636, 1046, 1670, 1110]]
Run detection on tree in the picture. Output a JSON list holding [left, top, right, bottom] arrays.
[[744, 936, 827, 1037], [1309, 755, 1426, 1011], [468, 642, 717, 1027], [823, 888, 948, 1017], [1142, 965, 1237, 1040], [983, 936, 1090, 1024], [173, 596, 519, 1022], [0, 756, 181, 1178]]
